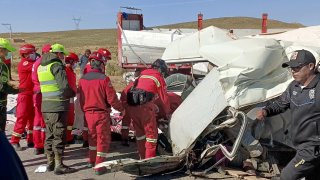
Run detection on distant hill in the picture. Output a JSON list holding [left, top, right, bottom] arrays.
[[157, 17, 304, 29]]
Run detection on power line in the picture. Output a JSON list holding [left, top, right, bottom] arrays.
[[72, 17, 81, 30]]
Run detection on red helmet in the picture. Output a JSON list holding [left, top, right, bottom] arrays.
[[19, 44, 36, 55], [89, 51, 104, 63], [42, 44, 51, 54], [65, 52, 79, 64], [97, 48, 111, 62]]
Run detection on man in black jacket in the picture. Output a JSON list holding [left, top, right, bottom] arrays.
[[256, 49, 320, 180]]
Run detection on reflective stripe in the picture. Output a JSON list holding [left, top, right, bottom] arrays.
[[27, 130, 33, 134], [146, 138, 157, 143], [42, 91, 62, 97], [97, 152, 107, 157], [89, 146, 97, 150], [140, 75, 160, 87], [67, 126, 73, 130], [40, 80, 58, 85], [83, 127, 89, 131], [70, 98, 74, 103], [41, 128, 46, 132], [12, 132, 22, 138], [136, 135, 146, 141], [121, 126, 129, 130], [38, 62, 66, 102], [33, 126, 41, 131]]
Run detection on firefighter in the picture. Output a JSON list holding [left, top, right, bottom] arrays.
[[11, 44, 37, 150], [64, 52, 79, 144], [124, 59, 170, 159], [82, 48, 112, 148], [83, 47, 111, 75], [38, 44, 76, 174], [0, 38, 18, 132], [32, 44, 51, 155], [79, 52, 125, 175]]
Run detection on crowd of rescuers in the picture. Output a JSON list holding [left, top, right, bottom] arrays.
[[0, 38, 183, 176]]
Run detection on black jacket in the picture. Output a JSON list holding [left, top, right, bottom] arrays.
[[264, 74, 320, 148], [0, 132, 28, 180]]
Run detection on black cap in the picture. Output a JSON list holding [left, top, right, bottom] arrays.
[[282, 49, 316, 68]]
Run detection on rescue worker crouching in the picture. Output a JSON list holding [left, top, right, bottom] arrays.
[[123, 59, 170, 159], [78, 52, 125, 175], [37, 43, 76, 175], [11, 44, 37, 151]]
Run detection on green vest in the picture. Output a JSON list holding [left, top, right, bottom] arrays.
[[37, 62, 66, 101]]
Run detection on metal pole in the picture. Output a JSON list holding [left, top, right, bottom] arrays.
[[2, 23, 12, 39]]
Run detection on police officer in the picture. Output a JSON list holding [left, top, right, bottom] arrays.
[[37, 44, 75, 175], [256, 49, 320, 180], [0, 38, 18, 132]]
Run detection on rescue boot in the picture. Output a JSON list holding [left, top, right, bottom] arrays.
[[46, 153, 55, 172], [94, 167, 107, 175], [34, 148, 44, 155], [27, 142, 34, 148], [12, 143, 23, 151], [54, 154, 76, 175], [87, 162, 95, 168], [82, 140, 89, 148]]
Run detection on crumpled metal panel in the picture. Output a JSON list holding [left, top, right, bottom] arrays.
[[169, 68, 228, 155]]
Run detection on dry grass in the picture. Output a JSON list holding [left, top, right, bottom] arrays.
[[2, 17, 304, 91]]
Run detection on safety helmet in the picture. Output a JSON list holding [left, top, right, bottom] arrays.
[[0, 38, 16, 52], [152, 59, 168, 76], [97, 48, 111, 62], [89, 51, 104, 63], [19, 44, 36, 55], [41, 44, 51, 54], [50, 43, 68, 55], [65, 52, 79, 64]]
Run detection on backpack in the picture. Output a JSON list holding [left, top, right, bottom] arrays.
[[127, 78, 154, 106]]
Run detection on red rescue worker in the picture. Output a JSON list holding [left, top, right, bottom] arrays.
[[31, 44, 51, 155], [64, 52, 78, 144], [124, 59, 170, 159], [11, 44, 37, 150], [79, 52, 125, 175], [82, 48, 111, 147], [83, 48, 111, 75]]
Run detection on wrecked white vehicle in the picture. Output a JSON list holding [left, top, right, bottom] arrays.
[[97, 26, 320, 178]]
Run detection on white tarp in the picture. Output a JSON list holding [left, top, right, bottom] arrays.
[[170, 68, 228, 155], [162, 26, 234, 61], [251, 26, 320, 47], [121, 29, 195, 64]]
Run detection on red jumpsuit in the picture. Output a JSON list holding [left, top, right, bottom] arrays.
[[65, 66, 76, 142], [124, 69, 170, 159], [79, 69, 124, 169], [83, 63, 105, 75], [154, 92, 182, 120], [11, 58, 35, 145], [31, 57, 46, 149]]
